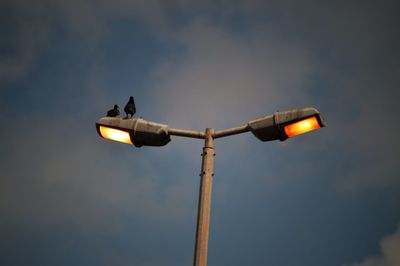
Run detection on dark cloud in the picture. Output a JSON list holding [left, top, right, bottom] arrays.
[[1, 0, 400, 265], [0, 7, 50, 80]]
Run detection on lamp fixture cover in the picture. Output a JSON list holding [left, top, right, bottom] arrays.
[[248, 107, 326, 141], [96, 117, 171, 147]]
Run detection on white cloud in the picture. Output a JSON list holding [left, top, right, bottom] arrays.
[[350, 226, 400, 266]]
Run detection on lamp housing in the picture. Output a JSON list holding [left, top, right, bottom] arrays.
[[248, 107, 326, 141], [96, 117, 171, 147]]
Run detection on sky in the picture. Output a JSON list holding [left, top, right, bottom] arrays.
[[1, 0, 400, 265]]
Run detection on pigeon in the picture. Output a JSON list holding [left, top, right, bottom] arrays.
[[124, 96, 136, 119], [107, 105, 120, 117]]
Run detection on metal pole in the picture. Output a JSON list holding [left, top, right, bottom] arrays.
[[194, 128, 215, 266]]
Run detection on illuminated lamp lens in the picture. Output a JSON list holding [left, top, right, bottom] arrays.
[[99, 126, 133, 144], [284, 116, 320, 138]]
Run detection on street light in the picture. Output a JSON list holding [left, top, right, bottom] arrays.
[[95, 107, 326, 266], [96, 117, 171, 147], [248, 107, 325, 141]]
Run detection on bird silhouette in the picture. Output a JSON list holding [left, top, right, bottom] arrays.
[[107, 105, 120, 117], [124, 96, 136, 119]]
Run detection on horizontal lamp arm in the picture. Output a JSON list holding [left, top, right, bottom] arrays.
[[168, 128, 206, 139], [213, 124, 250, 139], [168, 124, 251, 140]]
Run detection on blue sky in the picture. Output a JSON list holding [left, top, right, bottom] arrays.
[[1, 1, 400, 265]]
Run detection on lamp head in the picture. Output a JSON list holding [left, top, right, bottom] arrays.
[[96, 117, 171, 147], [248, 107, 326, 142]]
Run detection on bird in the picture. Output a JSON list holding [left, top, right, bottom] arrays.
[[124, 96, 136, 119], [107, 104, 120, 117]]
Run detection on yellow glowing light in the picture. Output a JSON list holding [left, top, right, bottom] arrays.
[[284, 116, 320, 138], [99, 126, 133, 144]]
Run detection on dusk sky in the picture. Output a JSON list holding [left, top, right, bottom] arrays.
[[1, 1, 400, 265]]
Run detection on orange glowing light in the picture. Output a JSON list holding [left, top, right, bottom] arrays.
[[99, 126, 133, 144], [284, 116, 320, 138]]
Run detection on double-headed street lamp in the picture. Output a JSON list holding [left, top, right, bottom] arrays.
[[96, 107, 326, 266]]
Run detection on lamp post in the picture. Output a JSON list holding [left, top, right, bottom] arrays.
[[96, 107, 326, 266]]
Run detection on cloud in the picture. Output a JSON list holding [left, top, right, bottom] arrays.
[[0, 10, 50, 81], [148, 21, 314, 130], [3, 0, 400, 195], [327, 69, 400, 193], [1, 1, 400, 265], [0, 0, 179, 83], [1, 0, 399, 233], [0, 113, 196, 234], [349, 226, 400, 266]]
